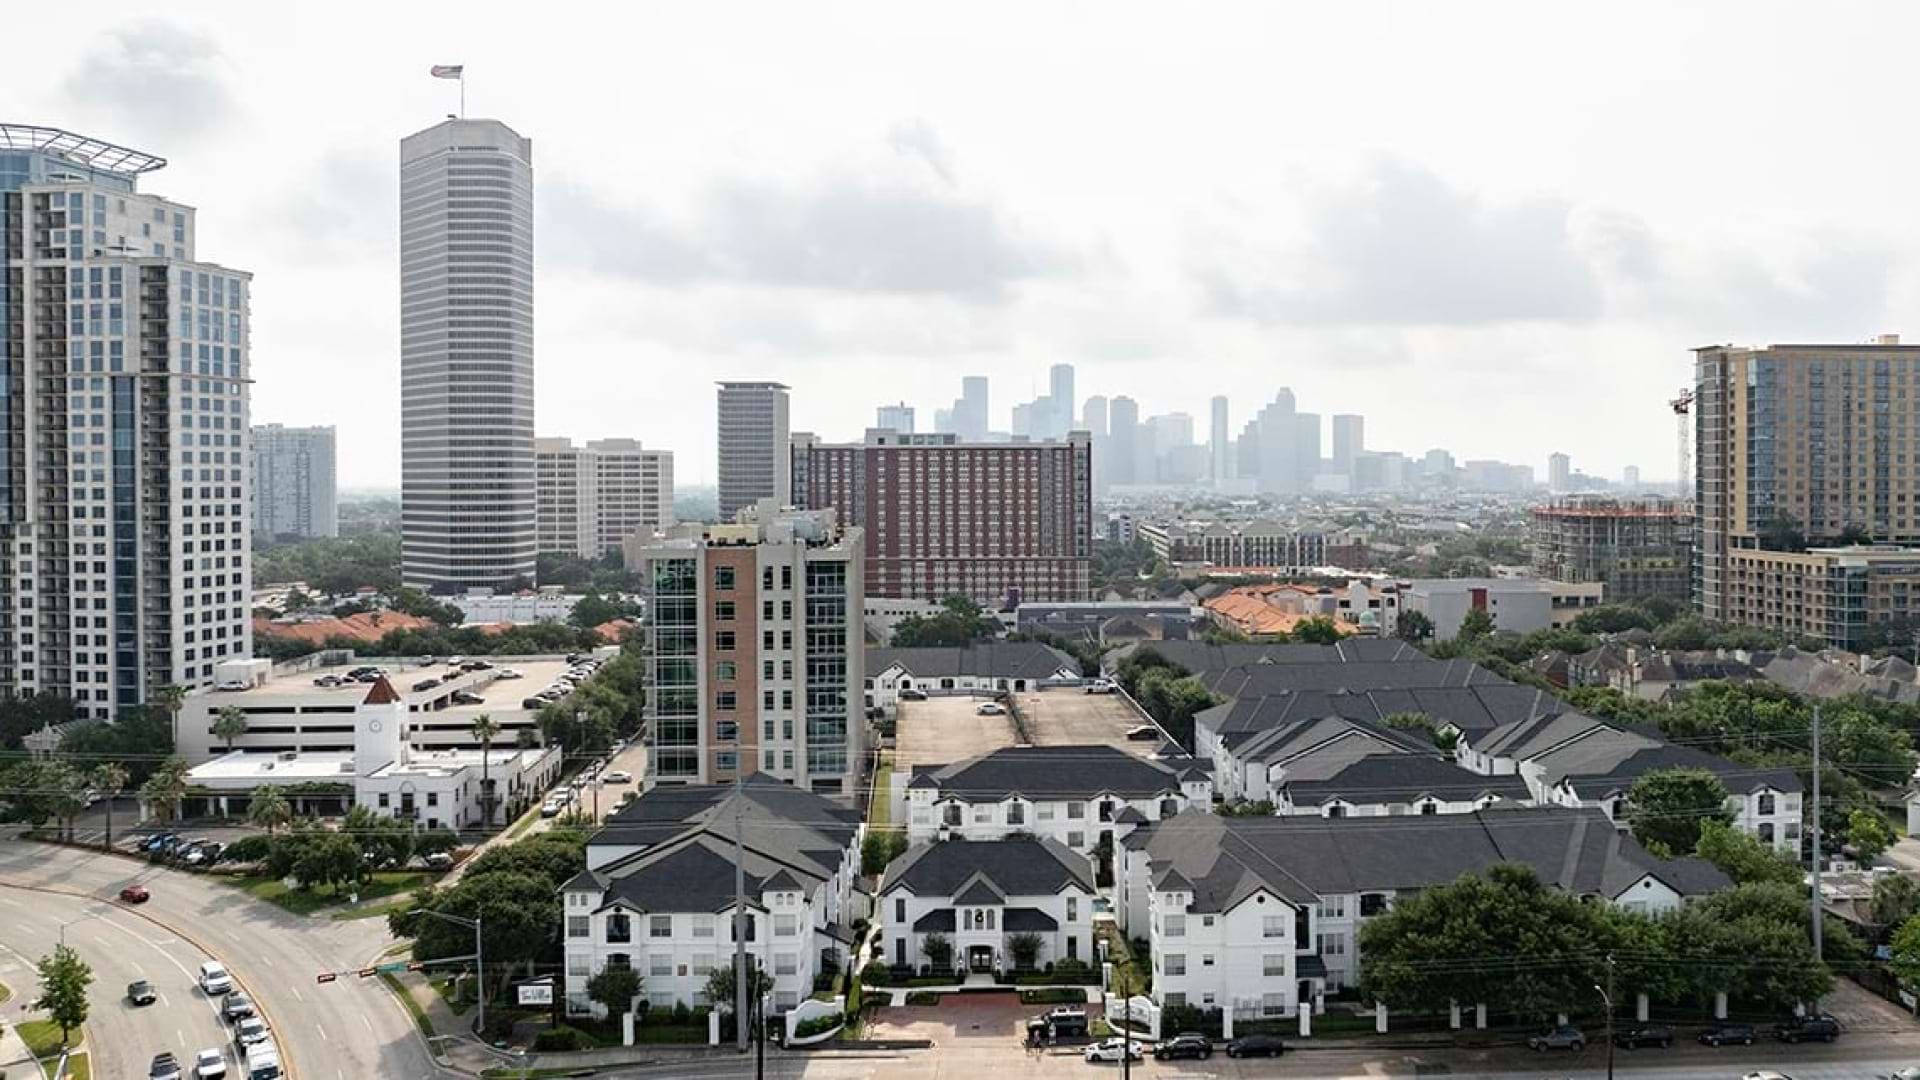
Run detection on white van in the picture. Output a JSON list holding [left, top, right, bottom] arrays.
[[244, 1042, 281, 1080], [198, 960, 232, 996]]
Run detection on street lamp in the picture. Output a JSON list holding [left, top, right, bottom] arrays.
[[410, 908, 485, 1036]]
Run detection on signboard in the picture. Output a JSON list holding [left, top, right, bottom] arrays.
[[518, 983, 554, 1006]]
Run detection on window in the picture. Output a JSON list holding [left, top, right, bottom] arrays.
[[1164, 953, 1186, 976], [567, 916, 589, 938], [649, 915, 673, 938], [1163, 914, 1186, 938], [715, 566, 735, 590], [1261, 915, 1285, 939], [606, 913, 633, 944], [1263, 954, 1286, 976]]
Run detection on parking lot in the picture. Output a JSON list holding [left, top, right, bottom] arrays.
[[1015, 687, 1161, 758], [894, 695, 1023, 773]]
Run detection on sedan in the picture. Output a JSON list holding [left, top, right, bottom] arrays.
[[1224, 1034, 1286, 1058], [193, 1047, 227, 1079], [127, 979, 156, 1006], [1082, 1038, 1142, 1063], [1614, 1023, 1672, 1048], [119, 883, 151, 904]]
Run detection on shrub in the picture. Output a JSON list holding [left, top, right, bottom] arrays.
[[531, 1024, 594, 1051]]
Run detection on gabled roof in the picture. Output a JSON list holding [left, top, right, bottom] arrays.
[[1127, 807, 1728, 913], [908, 744, 1194, 803], [867, 642, 1080, 681], [879, 838, 1095, 898]]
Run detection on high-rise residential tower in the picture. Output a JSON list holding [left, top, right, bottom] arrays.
[[535, 437, 674, 557], [1, 124, 254, 716], [1210, 395, 1231, 483], [253, 424, 337, 540], [400, 118, 535, 592], [716, 381, 790, 520], [1695, 338, 1920, 647]]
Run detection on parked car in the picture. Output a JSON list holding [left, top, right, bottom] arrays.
[[1774, 1014, 1840, 1043], [120, 883, 151, 904], [898, 687, 927, 701], [1697, 1021, 1756, 1046], [222, 991, 255, 1022], [1124, 725, 1160, 741], [193, 1046, 227, 1079], [232, 1016, 270, 1049], [1224, 1034, 1287, 1058], [128, 978, 157, 1006], [1613, 1023, 1672, 1048], [1152, 1033, 1212, 1060], [199, 960, 233, 996], [1527, 1025, 1586, 1052], [976, 701, 1006, 715], [150, 1052, 184, 1080], [1083, 679, 1116, 694], [1082, 1037, 1142, 1063]]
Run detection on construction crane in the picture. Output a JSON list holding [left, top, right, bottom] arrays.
[[1670, 387, 1695, 507]]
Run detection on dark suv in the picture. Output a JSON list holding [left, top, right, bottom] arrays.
[[1774, 1013, 1840, 1043], [1697, 1021, 1755, 1046], [1153, 1033, 1212, 1060], [1613, 1023, 1672, 1049]]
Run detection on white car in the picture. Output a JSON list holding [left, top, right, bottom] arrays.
[[1082, 1037, 1142, 1062], [193, 1047, 227, 1079], [198, 960, 232, 996], [975, 701, 1006, 715]]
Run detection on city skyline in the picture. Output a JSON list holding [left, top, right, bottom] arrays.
[[13, 4, 1917, 488]]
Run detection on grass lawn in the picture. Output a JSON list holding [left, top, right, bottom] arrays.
[[227, 870, 434, 916]]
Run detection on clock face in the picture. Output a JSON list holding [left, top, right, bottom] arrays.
[[369, 719, 383, 732]]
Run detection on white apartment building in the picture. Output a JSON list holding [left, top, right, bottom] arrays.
[[252, 423, 337, 540], [628, 503, 863, 794], [877, 838, 1097, 976], [716, 382, 789, 521], [562, 777, 865, 1017], [535, 437, 674, 558], [904, 745, 1212, 857], [1, 124, 254, 716], [400, 118, 536, 591]]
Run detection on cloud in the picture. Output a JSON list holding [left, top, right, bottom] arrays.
[[60, 21, 234, 145], [1198, 158, 1605, 326], [545, 131, 1068, 301]]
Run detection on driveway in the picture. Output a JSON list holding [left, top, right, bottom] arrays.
[[865, 991, 1032, 1045]]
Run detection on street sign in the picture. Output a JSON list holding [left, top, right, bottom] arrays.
[[316, 973, 337, 984], [517, 983, 553, 1005]]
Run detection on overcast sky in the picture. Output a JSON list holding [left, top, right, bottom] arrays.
[[12, 1, 1916, 488]]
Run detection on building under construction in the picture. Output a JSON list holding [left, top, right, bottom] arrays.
[[1530, 497, 1693, 605]]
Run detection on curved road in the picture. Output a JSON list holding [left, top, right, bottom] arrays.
[[0, 838, 440, 1079]]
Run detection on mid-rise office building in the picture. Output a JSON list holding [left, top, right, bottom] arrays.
[[252, 424, 336, 540], [627, 503, 863, 794], [791, 430, 1092, 607], [1, 124, 254, 715], [400, 118, 536, 592], [1531, 497, 1691, 604], [716, 381, 789, 520], [1696, 338, 1920, 646], [535, 437, 674, 558]]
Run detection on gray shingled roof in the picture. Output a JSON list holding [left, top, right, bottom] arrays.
[[879, 838, 1096, 898], [867, 642, 1080, 681], [1127, 807, 1727, 913], [907, 744, 1196, 803]]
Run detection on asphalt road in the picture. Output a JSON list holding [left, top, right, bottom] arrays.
[[0, 838, 441, 1080]]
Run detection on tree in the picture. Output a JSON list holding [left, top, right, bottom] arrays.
[[1874, 874, 1920, 932], [1847, 808, 1894, 863], [1395, 610, 1435, 643], [212, 706, 249, 753], [34, 943, 92, 1043], [139, 755, 190, 825], [1007, 932, 1042, 972], [1625, 768, 1733, 856], [703, 956, 775, 1014], [1454, 608, 1496, 641], [91, 761, 128, 849], [1289, 617, 1344, 645], [472, 713, 501, 826], [1693, 819, 1802, 886], [247, 786, 292, 835], [587, 963, 643, 1016], [920, 932, 954, 973]]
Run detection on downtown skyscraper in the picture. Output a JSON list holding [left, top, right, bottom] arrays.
[[1, 124, 253, 716], [400, 119, 535, 592]]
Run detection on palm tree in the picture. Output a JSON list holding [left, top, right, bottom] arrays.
[[472, 713, 501, 827], [247, 785, 292, 835], [91, 762, 129, 850], [152, 684, 188, 750], [212, 706, 248, 754]]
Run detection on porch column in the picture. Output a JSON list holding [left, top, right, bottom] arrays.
[[1375, 1003, 1388, 1034], [1474, 1003, 1487, 1029], [1636, 992, 1649, 1022]]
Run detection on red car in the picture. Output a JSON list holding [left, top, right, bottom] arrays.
[[119, 884, 150, 904]]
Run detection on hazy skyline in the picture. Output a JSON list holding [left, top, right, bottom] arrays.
[[12, 1, 1915, 487]]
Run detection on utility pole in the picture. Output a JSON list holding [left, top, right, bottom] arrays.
[[733, 773, 748, 1052], [1810, 704, 1824, 968]]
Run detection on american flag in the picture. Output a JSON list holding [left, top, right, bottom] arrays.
[[429, 65, 463, 79]]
